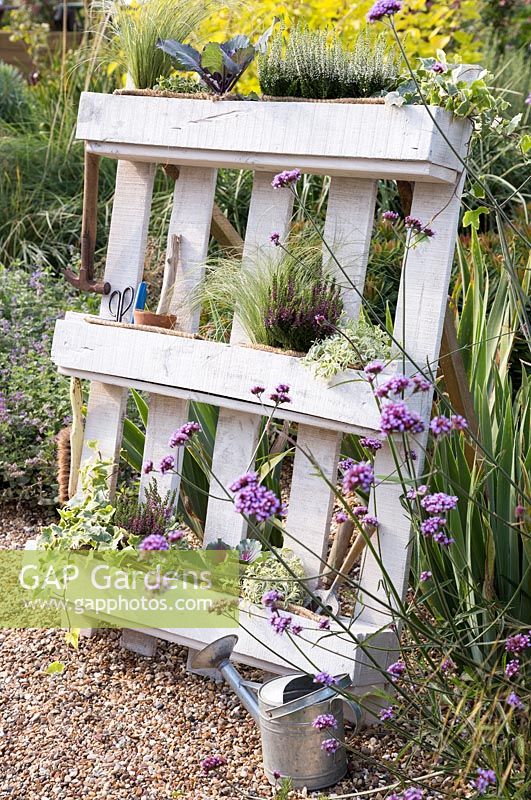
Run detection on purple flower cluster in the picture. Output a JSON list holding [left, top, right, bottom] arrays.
[[143, 459, 154, 475], [202, 755, 226, 773], [270, 231, 281, 246], [505, 659, 520, 678], [364, 360, 384, 379], [318, 616, 331, 630], [342, 461, 374, 494], [159, 455, 175, 474], [431, 61, 446, 74], [380, 401, 425, 435], [262, 589, 284, 609], [472, 768, 496, 795], [168, 529, 185, 543], [320, 738, 340, 755], [421, 493, 458, 515], [335, 510, 348, 524], [230, 471, 282, 521], [363, 515, 379, 528], [505, 632, 530, 653], [420, 516, 447, 536], [367, 0, 402, 23], [139, 533, 169, 551], [360, 436, 383, 452], [506, 691, 524, 709], [269, 611, 292, 635], [229, 471, 259, 492], [251, 385, 265, 396], [271, 169, 301, 188], [314, 671, 338, 687], [312, 713, 338, 730], [420, 570, 432, 582], [419, 493, 458, 548], [389, 790, 425, 800], [169, 421, 201, 447], [353, 505, 369, 517], [440, 657, 456, 674], [375, 374, 411, 399], [270, 383, 291, 404], [406, 485, 428, 500], [388, 660, 406, 679], [382, 210, 399, 222], [404, 216, 435, 238], [430, 413, 468, 437], [339, 457, 354, 472], [379, 706, 394, 721]]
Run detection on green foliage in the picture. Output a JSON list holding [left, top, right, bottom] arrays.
[[196, 240, 343, 353], [105, 0, 212, 89], [0, 61, 32, 125], [302, 313, 391, 379], [258, 24, 399, 99], [0, 264, 96, 505], [396, 53, 522, 138], [152, 73, 204, 93], [419, 229, 531, 638], [37, 453, 137, 551], [240, 549, 306, 606]]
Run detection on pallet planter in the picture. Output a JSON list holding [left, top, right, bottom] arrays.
[[51, 89, 474, 690]]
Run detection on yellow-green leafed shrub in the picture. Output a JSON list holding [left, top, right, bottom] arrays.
[[240, 549, 307, 606], [200, 1, 482, 93]]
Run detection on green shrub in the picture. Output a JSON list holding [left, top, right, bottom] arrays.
[[0, 264, 96, 505], [0, 61, 32, 125], [258, 24, 399, 99], [302, 313, 391, 379]]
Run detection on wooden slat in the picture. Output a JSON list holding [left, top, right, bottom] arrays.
[[140, 166, 217, 501], [287, 177, 377, 586], [77, 93, 469, 177], [79, 161, 156, 492], [357, 175, 467, 625]]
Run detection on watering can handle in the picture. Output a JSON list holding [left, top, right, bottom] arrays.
[[264, 674, 352, 720]]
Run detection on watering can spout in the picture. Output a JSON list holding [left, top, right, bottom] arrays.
[[191, 636, 260, 724]]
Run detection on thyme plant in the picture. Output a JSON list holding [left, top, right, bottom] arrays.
[[258, 24, 400, 99]]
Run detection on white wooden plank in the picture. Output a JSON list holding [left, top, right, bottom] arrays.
[[52, 315, 385, 432], [139, 166, 217, 502], [80, 381, 126, 497], [87, 141, 457, 184], [323, 177, 377, 319], [285, 427, 341, 585], [205, 170, 295, 547], [358, 176, 467, 626], [287, 177, 378, 587], [79, 160, 156, 495], [203, 408, 260, 547], [77, 93, 469, 174]]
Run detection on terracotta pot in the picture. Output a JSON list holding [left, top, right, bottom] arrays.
[[133, 310, 177, 329]]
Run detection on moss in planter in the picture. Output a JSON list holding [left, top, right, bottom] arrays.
[[258, 24, 399, 100]]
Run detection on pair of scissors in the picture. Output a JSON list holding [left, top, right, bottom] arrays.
[[108, 286, 134, 322]]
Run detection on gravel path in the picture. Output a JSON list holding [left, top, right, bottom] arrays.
[[0, 507, 420, 800]]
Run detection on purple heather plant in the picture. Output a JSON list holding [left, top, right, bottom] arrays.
[[312, 713, 338, 730]]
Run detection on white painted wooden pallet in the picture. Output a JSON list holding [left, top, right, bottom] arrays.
[[51, 91, 473, 688]]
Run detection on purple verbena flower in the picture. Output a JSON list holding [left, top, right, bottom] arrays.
[[380, 401, 425, 435], [269, 611, 292, 635], [505, 633, 530, 653], [363, 514, 379, 528], [251, 385, 265, 396], [420, 570, 432, 582], [143, 459, 154, 475], [339, 457, 355, 472], [404, 216, 423, 232], [321, 738, 340, 755], [353, 505, 369, 517], [432, 530, 455, 547], [403, 790, 425, 800], [472, 768, 496, 795], [140, 533, 169, 551], [335, 511, 348, 524], [431, 61, 446, 74], [159, 455, 175, 474], [342, 461, 374, 494], [312, 713, 338, 730], [420, 516, 447, 537], [429, 415, 453, 438], [270, 232, 281, 246], [290, 622, 303, 635], [318, 617, 331, 630], [313, 671, 337, 687], [168, 529, 185, 543], [515, 504, 524, 520], [364, 360, 384, 379], [441, 657, 456, 673], [451, 414, 468, 431], [229, 471, 259, 492], [382, 210, 400, 222], [505, 659, 520, 678], [169, 421, 201, 448], [269, 383, 291, 404], [374, 374, 411, 399], [411, 374, 431, 393], [234, 482, 282, 522], [271, 169, 301, 189], [202, 755, 226, 773], [262, 589, 284, 609], [506, 691, 524, 709], [360, 436, 383, 451], [406, 484, 428, 500], [421, 492, 458, 514], [367, 0, 402, 23], [272, 770, 281, 780], [379, 706, 394, 721], [388, 660, 406, 679]]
